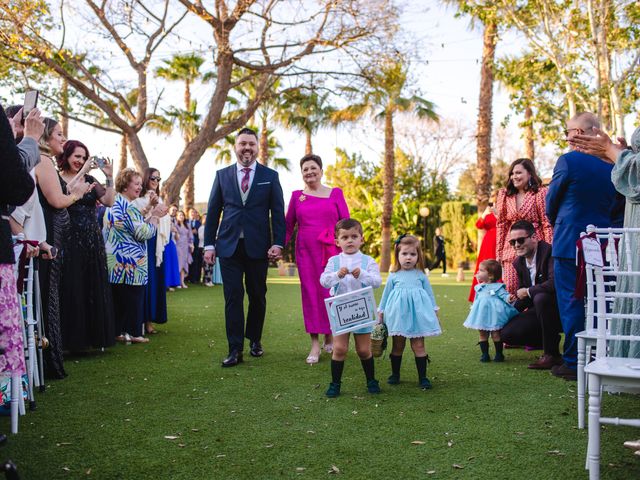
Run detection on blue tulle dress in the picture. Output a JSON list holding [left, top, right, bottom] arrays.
[[463, 282, 518, 331], [379, 269, 441, 338], [163, 234, 181, 288]]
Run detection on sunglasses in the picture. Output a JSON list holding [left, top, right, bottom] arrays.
[[564, 127, 583, 137], [509, 235, 532, 246], [150, 176, 161, 182]]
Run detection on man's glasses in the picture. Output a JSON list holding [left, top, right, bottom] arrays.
[[509, 235, 532, 246], [150, 176, 161, 182], [564, 127, 583, 137]]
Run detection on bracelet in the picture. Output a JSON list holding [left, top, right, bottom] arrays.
[[105, 177, 113, 188], [69, 194, 78, 204]]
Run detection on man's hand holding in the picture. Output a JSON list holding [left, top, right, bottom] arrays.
[[204, 250, 216, 265], [267, 245, 282, 261], [516, 288, 529, 300]]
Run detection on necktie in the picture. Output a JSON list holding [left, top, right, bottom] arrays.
[[241, 167, 251, 193]]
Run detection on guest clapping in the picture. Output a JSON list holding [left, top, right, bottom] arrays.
[[174, 210, 193, 289]]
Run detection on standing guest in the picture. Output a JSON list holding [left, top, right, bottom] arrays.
[[134, 168, 170, 333], [187, 208, 202, 283], [199, 214, 213, 286], [501, 220, 563, 371], [569, 125, 640, 358], [175, 210, 193, 289], [204, 127, 285, 367], [35, 118, 92, 378], [496, 158, 553, 295], [429, 227, 447, 276], [469, 199, 498, 302], [285, 154, 349, 364], [163, 204, 181, 290], [0, 103, 40, 388], [545, 112, 619, 379], [57, 141, 116, 351], [105, 168, 167, 344], [320, 218, 382, 397]]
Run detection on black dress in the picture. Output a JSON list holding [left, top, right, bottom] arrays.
[[60, 175, 115, 350], [38, 167, 69, 379]]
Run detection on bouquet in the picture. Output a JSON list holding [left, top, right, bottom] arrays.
[[371, 322, 388, 358]]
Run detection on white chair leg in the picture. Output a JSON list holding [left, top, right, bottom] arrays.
[[10, 374, 20, 434], [578, 337, 586, 429], [587, 373, 601, 479]]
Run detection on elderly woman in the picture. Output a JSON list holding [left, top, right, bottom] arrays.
[[34, 118, 92, 378], [570, 127, 640, 357], [495, 158, 553, 295], [105, 168, 167, 344], [285, 154, 350, 364], [57, 140, 116, 351]]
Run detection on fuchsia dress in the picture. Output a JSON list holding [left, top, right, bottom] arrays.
[[285, 188, 349, 335]]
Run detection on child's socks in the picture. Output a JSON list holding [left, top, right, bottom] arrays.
[[479, 340, 490, 362], [331, 359, 345, 383], [360, 356, 375, 381], [388, 354, 402, 384], [493, 340, 505, 362], [415, 355, 432, 389]]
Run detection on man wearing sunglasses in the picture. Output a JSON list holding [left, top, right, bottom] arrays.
[[501, 220, 562, 371], [546, 112, 620, 381]]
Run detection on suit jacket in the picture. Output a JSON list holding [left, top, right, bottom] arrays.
[[512, 240, 555, 311], [545, 150, 617, 259], [203, 162, 285, 259]]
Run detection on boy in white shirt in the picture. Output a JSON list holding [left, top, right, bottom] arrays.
[[320, 218, 382, 397]]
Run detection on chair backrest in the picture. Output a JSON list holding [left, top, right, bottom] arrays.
[[587, 225, 640, 358]]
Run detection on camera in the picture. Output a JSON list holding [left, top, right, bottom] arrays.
[[91, 156, 108, 169]]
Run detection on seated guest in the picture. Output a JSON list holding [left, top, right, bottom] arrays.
[[501, 220, 563, 371]]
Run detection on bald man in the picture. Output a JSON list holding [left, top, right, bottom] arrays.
[[545, 112, 619, 381]]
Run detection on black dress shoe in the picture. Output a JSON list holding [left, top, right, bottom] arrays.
[[249, 341, 264, 357], [222, 350, 243, 367]]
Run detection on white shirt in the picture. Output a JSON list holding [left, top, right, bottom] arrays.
[[525, 250, 537, 297], [320, 251, 382, 295], [236, 161, 256, 193]]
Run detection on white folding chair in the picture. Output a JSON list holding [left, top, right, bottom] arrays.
[[583, 228, 640, 479], [576, 227, 622, 429]]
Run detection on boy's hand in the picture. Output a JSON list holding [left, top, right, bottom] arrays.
[[337, 267, 349, 278], [351, 267, 361, 279]]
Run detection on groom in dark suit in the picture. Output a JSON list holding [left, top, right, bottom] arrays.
[[545, 112, 618, 380], [204, 127, 285, 367]]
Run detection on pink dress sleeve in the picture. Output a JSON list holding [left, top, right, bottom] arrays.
[[333, 188, 350, 220], [285, 191, 299, 246], [495, 188, 509, 261]]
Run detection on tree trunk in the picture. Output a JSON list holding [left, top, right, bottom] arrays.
[[125, 129, 150, 173], [259, 115, 269, 165], [476, 20, 496, 215], [60, 79, 69, 138], [380, 109, 395, 273], [119, 134, 128, 173], [305, 131, 312, 155], [524, 105, 535, 161], [182, 172, 195, 210]]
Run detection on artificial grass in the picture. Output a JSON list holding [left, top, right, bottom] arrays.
[[2, 271, 639, 479]]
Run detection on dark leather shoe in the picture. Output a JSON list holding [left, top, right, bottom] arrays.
[[222, 350, 243, 367], [551, 363, 577, 381], [528, 354, 563, 370], [249, 341, 264, 357]]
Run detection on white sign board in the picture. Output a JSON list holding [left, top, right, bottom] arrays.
[[581, 237, 604, 267], [324, 286, 377, 335]]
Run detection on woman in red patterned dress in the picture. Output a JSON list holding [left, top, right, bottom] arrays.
[[495, 158, 553, 295], [468, 200, 498, 302]]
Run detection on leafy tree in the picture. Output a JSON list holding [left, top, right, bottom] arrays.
[[332, 56, 438, 272]]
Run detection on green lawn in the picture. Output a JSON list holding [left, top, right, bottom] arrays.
[[3, 271, 639, 479]]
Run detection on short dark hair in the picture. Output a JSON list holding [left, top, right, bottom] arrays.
[[479, 259, 502, 283], [510, 220, 535, 236], [5, 105, 22, 119], [300, 154, 322, 169], [505, 158, 543, 196], [335, 218, 362, 236], [236, 127, 258, 140]]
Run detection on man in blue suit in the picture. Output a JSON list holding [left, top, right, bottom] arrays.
[[545, 112, 618, 381], [204, 127, 285, 367]]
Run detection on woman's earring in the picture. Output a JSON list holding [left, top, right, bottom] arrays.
[[528, 178, 533, 188]]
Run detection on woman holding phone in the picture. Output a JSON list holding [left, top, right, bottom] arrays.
[[57, 140, 116, 351]]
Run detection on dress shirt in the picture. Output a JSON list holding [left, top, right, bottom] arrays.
[[237, 161, 256, 193], [525, 250, 537, 297]]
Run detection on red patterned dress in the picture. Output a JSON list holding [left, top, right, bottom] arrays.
[[495, 187, 553, 294], [468, 212, 497, 302]]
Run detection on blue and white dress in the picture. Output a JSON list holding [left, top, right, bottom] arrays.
[[463, 282, 518, 331], [378, 269, 441, 338]]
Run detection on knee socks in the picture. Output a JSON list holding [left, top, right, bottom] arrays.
[[331, 360, 344, 384], [360, 356, 375, 381], [389, 354, 402, 377], [415, 355, 428, 379]]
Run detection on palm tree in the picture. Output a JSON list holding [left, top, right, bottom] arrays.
[[278, 89, 336, 155], [155, 53, 205, 209], [332, 57, 438, 272]]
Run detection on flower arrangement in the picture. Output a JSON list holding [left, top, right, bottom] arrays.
[[371, 323, 388, 358]]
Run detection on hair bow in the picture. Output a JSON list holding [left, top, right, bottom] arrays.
[[394, 234, 407, 245]]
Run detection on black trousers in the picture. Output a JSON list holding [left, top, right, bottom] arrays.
[[430, 253, 447, 273], [501, 292, 562, 356], [219, 240, 268, 352], [188, 247, 203, 283], [111, 284, 145, 337]]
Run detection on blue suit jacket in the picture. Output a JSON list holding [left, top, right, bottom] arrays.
[[545, 151, 617, 259], [203, 163, 285, 259]]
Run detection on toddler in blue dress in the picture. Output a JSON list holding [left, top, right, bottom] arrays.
[[320, 219, 382, 398], [378, 235, 441, 389], [463, 259, 518, 362]]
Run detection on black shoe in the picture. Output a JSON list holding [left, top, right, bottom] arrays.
[[551, 363, 577, 381], [222, 350, 243, 367], [249, 341, 264, 357]]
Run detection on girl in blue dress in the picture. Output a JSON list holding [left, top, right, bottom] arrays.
[[378, 235, 441, 389], [463, 259, 518, 362]]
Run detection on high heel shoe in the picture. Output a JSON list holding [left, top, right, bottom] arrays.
[[306, 352, 320, 364], [322, 343, 333, 354]]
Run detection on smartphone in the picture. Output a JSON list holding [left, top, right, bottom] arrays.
[[23, 90, 39, 120], [91, 156, 108, 168]]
